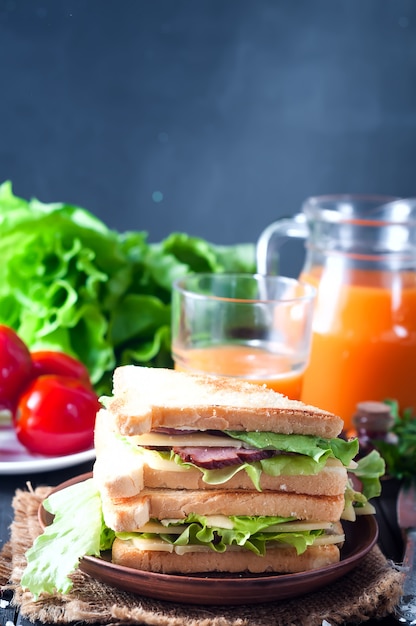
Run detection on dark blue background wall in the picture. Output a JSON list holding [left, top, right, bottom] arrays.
[[1, 0, 416, 257]]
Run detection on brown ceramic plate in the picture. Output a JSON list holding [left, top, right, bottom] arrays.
[[38, 472, 378, 605]]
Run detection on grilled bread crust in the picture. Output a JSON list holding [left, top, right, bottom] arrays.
[[108, 365, 343, 438]]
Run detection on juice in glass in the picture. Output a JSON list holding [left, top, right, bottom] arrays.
[[174, 344, 304, 399], [172, 273, 315, 402], [300, 267, 416, 430]]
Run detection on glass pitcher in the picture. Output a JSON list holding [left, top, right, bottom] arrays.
[[256, 194, 416, 431]]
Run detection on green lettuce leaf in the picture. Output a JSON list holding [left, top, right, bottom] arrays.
[[226, 431, 359, 467], [348, 449, 385, 501], [116, 513, 322, 556], [0, 182, 256, 394], [342, 450, 385, 520], [21, 478, 113, 599]]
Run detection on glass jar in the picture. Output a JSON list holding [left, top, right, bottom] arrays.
[[257, 195, 416, 430]]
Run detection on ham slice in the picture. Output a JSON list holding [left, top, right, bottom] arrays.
[[173, 446, 276, 469]]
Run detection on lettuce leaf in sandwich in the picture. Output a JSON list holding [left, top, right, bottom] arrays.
[[115, 513, 323, 557]]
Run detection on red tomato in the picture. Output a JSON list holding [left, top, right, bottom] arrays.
[[15, 375, 100, 456], [30, 350, 91, 385], [0, 325, 33, 407]]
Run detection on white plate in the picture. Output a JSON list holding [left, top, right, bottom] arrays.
[[0, 424, 95, 474]]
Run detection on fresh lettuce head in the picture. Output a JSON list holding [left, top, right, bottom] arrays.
[[0, 181, 256, 394]]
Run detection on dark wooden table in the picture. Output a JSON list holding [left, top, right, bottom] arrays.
[[0, 463, 405, 626]]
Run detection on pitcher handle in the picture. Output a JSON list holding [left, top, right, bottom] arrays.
[[256, 213, 308, 275]]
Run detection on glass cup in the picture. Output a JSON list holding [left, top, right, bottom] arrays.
[[171, 273, 316, 400]]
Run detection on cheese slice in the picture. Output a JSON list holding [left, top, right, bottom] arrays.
[[131, 432, 245, 448]]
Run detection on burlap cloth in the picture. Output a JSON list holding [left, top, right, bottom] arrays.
[[0, 485, 404, 626]]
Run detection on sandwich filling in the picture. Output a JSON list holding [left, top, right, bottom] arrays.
[[124, 427, 358, 491], [115, 513, 345, 556]]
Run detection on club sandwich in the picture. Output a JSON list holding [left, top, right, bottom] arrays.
[[93, 365, 363, 575]]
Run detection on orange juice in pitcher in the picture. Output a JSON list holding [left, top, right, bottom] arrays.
[[257, 195, 416, 431]]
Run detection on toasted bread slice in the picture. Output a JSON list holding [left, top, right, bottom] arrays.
[[94, 409, 348, 500], [100, 487, 345, 532], [107, 365, 343, 438], [111, 539, 341, 574]]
